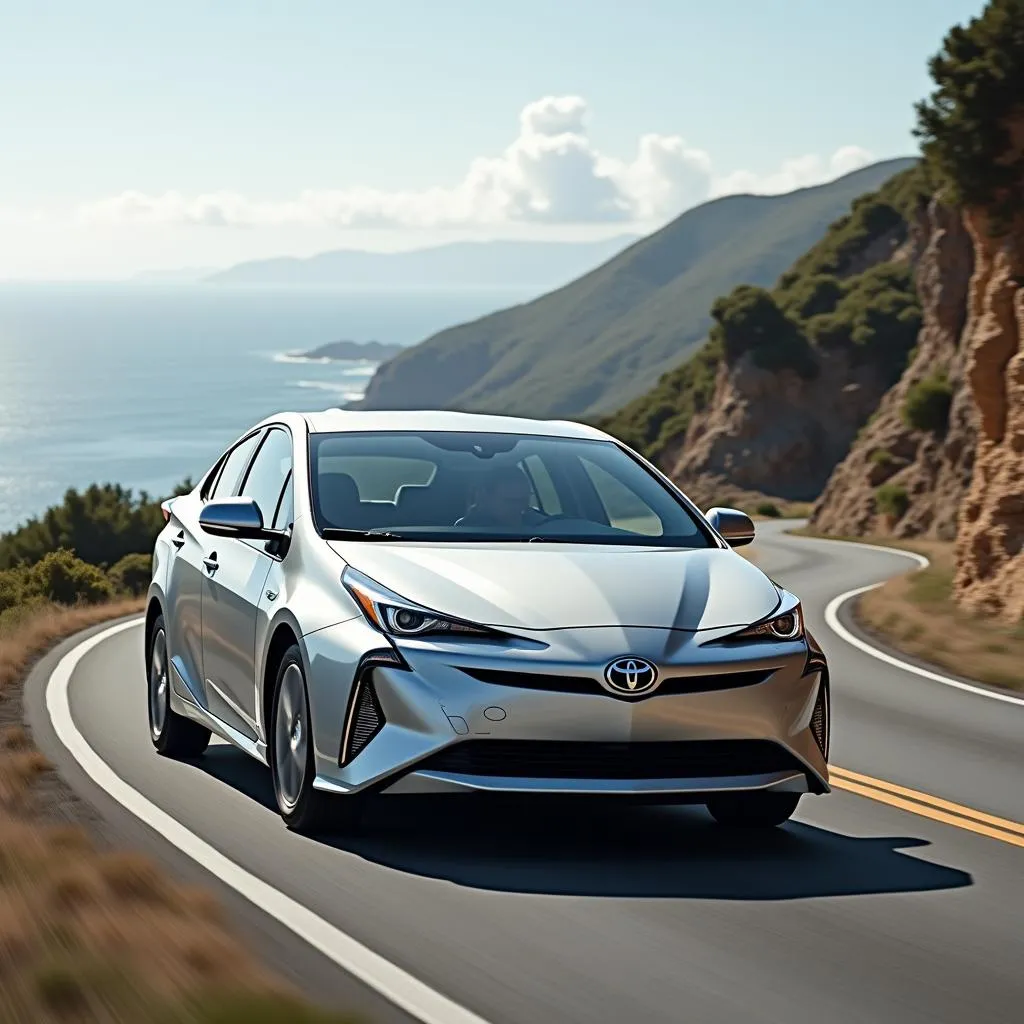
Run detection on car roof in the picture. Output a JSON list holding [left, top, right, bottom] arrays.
[[299, 408, 611, 441]]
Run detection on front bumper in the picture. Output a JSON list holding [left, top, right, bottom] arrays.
[[302, 618, 830, 798]]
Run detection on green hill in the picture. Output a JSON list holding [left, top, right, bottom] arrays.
[[601, 162, 933, 468], [358, 157, 916, 419]]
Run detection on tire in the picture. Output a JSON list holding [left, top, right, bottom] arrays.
[[705, 791, 801, 828], [148, 615, 211, 759], [268, 645, 364, 835]]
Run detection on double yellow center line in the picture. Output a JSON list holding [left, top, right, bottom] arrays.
[[830, 765, 1024, 848]]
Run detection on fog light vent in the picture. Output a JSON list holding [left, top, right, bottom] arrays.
[[339, 649, 397, 765], [810, 683, 829, 758]]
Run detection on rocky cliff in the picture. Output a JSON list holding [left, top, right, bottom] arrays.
[[953, 205, 1024, 622], [809, 199, 977, 538]]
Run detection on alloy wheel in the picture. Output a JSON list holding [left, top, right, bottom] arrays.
[[274, 663, 308, 811]]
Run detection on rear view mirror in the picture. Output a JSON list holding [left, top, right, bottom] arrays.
[[705, 507, 755, 547]]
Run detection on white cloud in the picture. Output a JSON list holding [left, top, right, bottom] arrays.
[[711, 145, 874, 199], [73, 97, 872, 230]]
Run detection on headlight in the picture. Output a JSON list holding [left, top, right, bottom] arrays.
[[733, 603, 804, 641], [342, 567, 494, 638]]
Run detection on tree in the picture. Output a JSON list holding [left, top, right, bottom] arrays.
[[914, 0, 1024, 228], [0, 479, 193, 570]]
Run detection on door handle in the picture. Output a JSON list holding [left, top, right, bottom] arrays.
[[171, 530, 185, 550], [203, 554, 219, 574]]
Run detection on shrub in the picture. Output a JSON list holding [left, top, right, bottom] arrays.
[[903, 372, 953, 432], [876, 483, 911, 520], [710, 286, 817, 378], [755, 502, 782, 518], [869, 449, 896, 467], [0, 568, 28, 614], [25, 550, 115, 606], [109, 552, 153, 597]]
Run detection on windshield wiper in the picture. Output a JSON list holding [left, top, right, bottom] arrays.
[[320, 528, 406, 541]]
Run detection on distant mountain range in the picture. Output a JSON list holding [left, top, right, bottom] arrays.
[[206, 237, 640, 289], [357, 158, 918, 419]]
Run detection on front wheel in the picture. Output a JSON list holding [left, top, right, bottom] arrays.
[[148, 616, 211, 758], [705, 791, 801, 828], [269, 645, 363, 835]]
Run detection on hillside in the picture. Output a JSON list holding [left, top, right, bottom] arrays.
[[602, 163, 933, 504], [207, 237, 637, 289], [357, 158, 916, 419]]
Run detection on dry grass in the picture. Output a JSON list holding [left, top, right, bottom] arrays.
[[0, 599, 359, 1023], [791, 530, 1024, 691]]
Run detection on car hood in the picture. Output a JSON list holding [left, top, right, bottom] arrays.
[[328, 542, 781, 631]]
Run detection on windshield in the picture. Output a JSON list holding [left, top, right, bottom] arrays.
[[308, 430, 713, 548]]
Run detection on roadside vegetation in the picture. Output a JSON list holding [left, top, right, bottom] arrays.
[[0, 490, 358, 1022], [794, 530, 1023, 691]]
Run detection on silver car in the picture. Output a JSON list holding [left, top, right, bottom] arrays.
[[146, 410, 830, 834]]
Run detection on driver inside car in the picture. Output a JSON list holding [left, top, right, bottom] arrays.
[[456, 463, 547, 529]]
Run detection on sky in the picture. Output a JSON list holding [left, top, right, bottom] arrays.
[[0, 0, 986, 279]]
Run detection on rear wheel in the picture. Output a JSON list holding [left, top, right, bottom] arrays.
[[148, 616, 211, 758], [269, 645, 364, 835], [705, 791, 801, 828]]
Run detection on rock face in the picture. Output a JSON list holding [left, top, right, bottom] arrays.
[[809, 200, 977, 539], [953, 207, 1024, 622], [664, 346, 896, 503]]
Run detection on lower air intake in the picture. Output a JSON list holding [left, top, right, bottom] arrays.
[[416, 739, 801, 780]]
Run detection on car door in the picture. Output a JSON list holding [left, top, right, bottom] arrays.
[[165, 432, 261, 709], [163, 489, 212, 709], [200, 426, 291, 740]]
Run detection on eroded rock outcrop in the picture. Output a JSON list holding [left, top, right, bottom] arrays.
[[953, 207, 1024, 621], [665, 344, 897, 504], [809, 199, 977, 538]]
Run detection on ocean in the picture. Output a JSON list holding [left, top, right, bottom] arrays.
[[0, 283, 533, 531]]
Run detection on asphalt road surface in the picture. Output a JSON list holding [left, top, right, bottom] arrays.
[[26, 522, 1024, 1024]]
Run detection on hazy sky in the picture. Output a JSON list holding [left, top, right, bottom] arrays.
[[0, 0, 984, 279]]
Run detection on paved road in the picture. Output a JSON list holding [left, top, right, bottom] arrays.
[[26, 522, 1024, 1024]]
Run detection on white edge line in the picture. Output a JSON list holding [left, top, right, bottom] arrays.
[[45, 617, 492, 1024], [818, 539, 1024, 707]]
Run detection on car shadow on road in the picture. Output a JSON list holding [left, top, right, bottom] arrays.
[[199, 745, 973, 901]]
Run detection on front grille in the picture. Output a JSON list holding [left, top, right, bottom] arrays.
[[416, 739, 800, 780], [458, 666, 772, 698], [810, 683, 829, 757]]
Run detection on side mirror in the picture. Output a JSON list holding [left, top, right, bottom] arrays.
[[705, 506, 755, 547], [200, 498, 275, 540]]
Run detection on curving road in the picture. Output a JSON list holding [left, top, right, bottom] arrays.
[[26, 522, 1024, 1024]]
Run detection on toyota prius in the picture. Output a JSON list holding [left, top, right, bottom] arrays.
[[146, 410, 830, 834]]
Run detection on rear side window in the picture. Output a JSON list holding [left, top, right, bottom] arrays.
[[210, 432, 262, 499]]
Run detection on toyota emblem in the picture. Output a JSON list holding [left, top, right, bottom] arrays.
[[604, 657, 658, 695]]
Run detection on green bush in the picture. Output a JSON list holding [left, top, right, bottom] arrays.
[[710, 286, 817, 378], [24, 550, 115, 606], [876, 483, 911, 520], [0, 568, 29, 614], [903, 372, 953, 432], [109, 552, 153, 597], [869, 449, 896, 467], [755, 502, 782, 518]]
